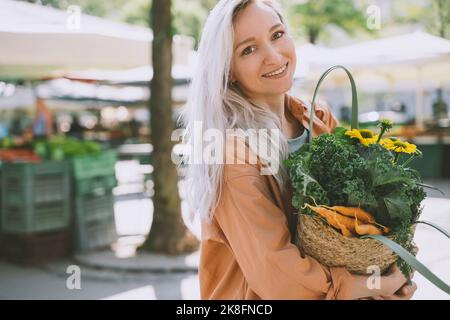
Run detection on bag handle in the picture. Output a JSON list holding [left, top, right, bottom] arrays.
[[309, 65, 359, 143]]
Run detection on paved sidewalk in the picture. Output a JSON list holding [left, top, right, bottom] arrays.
[[73, 249, 199, 273], [0, 259, 199, 299], [67, 197, 450, 300], [0, 196, 448, 299]]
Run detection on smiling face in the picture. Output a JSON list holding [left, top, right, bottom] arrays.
[[230, 1, 296, 102]]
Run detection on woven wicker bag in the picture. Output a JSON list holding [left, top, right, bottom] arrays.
[[295, 65, 404, 275], [297, 214, 398, 274], [293, 66, 450, 294]]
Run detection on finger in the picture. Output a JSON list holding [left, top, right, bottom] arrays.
[[395, 291, 414, 300], [401, 285, 412, 295], [404, 282, 417, 294], [397, 283, 417, 300], [408, 282, 418, 296], [391, 271, 408, 290], [390, 264, 406, 279], [380, 295, 396, 300]]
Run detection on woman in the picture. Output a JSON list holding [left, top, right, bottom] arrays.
[[32, 97, 54, 138], [180, 0, 417, 300]]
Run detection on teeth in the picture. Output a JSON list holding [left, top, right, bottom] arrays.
[[263, 63, 287, 77]]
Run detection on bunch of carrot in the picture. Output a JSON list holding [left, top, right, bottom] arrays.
[[303, 203, 390, 237], [0, 149, 41, 163]]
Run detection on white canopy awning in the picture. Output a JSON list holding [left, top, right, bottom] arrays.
[[61, 51, 198, 85], [0, 0, 193, 80], [316, 31, 450, 68], [295, 32, 450, 129]]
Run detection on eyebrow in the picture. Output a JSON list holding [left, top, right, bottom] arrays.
[[234, 23, 283, 51]]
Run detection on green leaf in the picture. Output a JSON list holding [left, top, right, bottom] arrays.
[[373, 173, 412, 188], [343, 178, 378, 208], [383, 191, 412, 225], [333, 126, 348, 137], [414, 221, 450, 239], [404, 167, 422, 182], [416, 182, 445, 196]]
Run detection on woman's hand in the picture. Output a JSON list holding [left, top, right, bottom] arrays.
[[371, 267, 417, 300], [377, 264, 410, 296], [351, 264, 409, 299], [370, 281, 417, 300], [369, 244, 419, 300]]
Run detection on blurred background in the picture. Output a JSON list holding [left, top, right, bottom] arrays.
[[0, 0, 449, 300]]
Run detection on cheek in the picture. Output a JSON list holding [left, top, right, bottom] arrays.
[[281, 37, 297, 64], [233, 57, 263, 84]]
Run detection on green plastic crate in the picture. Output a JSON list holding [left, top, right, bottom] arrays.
[[73, 175, 117, 196], [443, 145, 450, 178], [73, 192, 115, 224], [74, 215, 116, 252], [0, 229, 71, 265], [1, 161, 71, 234], [409, 144, 444, 179], [0, 168, 2, 233], [71, 150, 117, 180]]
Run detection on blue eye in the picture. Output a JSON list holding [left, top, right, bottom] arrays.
[[242, 46, 256, 56], [272, 31, 285, 40]]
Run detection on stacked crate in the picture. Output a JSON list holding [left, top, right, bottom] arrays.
[[71, 150, 118, 252], [409, 144, 444, 178], [0, 165, 2, 234], [0, 161, 71, 264]]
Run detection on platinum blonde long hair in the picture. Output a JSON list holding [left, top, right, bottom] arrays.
[[179, 0, 290, 222]]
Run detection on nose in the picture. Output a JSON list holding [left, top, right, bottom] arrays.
[[263, 44, 283, 66]]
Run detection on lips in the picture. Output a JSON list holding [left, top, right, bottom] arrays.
[[262, 62, 289, 78]]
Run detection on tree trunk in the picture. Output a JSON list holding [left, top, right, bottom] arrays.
[[141, 0, 198, 254], [308, 27, 320, 44], [436, 0, 447, 38]]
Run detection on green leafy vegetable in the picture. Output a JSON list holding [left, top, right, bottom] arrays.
[[284, 127, 428, 278]]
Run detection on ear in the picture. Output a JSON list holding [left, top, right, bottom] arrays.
[[228, 72, 236, 85], [229, 65, 236, 83], [228, 72, 234, 83]]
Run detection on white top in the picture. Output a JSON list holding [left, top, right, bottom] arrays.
[[287, 127, 309, 154]]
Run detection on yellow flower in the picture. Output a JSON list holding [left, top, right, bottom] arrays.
[[381, 138, 417, 154], [345, 129, 379, 146]]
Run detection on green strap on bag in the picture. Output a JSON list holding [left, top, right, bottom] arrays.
[[309, 65, 450, 295], [309, 65, 359, 143]]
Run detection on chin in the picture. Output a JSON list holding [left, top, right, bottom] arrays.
[[264, 79, 293, 95]]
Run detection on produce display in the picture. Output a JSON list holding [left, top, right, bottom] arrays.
[[0, 148, 41, 163], [0, 135, 102, 163], [32, 136, 102, 161]]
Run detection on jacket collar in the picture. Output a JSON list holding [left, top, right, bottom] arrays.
[[285, 93, 331, 138]]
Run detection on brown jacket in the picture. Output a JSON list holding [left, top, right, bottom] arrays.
[[199, 94, 356, 300]]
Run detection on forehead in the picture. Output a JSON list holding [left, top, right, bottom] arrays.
[[233, 2, 282, 40]]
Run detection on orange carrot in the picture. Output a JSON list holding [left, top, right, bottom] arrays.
[[304, 204, 355, 237], [322, 205, 390, 234], [325, 206, 376, 224], [337, 224, 353, 237], [354, 220, 383, 236]]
